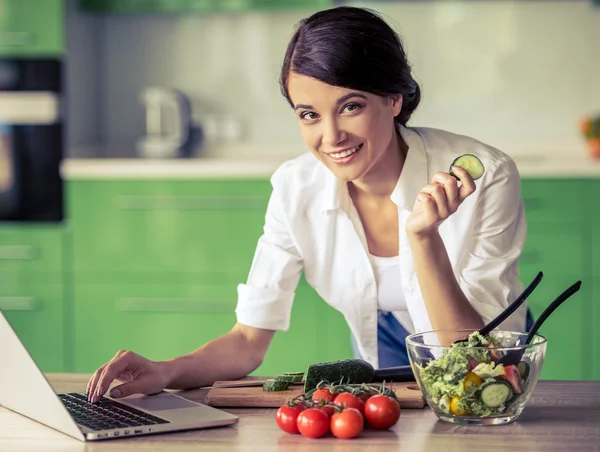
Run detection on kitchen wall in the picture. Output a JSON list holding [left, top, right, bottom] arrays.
[[66, 0, 600, 159]]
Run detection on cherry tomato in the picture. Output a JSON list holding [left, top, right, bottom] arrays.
[[297, 408, 330, 438], [363, 394, 401, 430], [330, 407, 364, 439], [312, 388, 336, 403], [333, 392, 365, 415], [276, 403, 305, 434], [463, 372, 483, 392], [450, 396, 468, 415]]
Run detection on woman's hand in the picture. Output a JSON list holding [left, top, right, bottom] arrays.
[[86, 350, 173, 403], [406, 166, 476, 238]]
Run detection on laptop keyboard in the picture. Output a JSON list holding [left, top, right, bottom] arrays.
[[59, 393, 170, 431]]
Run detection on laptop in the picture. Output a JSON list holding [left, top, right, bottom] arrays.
[[0, 309, 239, 441]]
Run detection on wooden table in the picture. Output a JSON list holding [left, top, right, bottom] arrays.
[[1, 374, 599, 451]]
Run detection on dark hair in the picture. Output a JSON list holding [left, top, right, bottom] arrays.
[[279, 6, 421, 126]]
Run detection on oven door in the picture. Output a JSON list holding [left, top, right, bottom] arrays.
[[0, 58, 62, 222]]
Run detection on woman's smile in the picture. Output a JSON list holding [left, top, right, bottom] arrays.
[[326, 143, 363, 164]]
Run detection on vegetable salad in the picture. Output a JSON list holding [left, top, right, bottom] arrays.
[[417, 332, 527, 417]]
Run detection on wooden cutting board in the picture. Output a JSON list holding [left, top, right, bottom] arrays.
[[204, 380, 426, 409]]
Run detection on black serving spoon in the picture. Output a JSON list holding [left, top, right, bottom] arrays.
[[498, 280, 582, 367], [453, 271, 544, 345]]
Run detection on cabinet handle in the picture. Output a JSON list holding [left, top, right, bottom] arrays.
[[0, 246, 37, 260], [0, 297, 38, 311], [115, 195, 268, 211], [0, 31, 36, 47], [117, 298, 235, 313]]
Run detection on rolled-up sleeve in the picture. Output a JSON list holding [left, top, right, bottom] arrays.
[[458, 159, 528, 331], [235, 168, 303, 331]]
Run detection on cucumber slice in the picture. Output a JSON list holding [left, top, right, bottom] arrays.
[[517, 361, 530, 381], [274, 374, 304, 383], [480, 380, 513, 408], [262, 379, 291, 392], [450, 154, 485, 180], [282, 372, 305, 377]]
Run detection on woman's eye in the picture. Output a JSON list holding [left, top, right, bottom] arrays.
[[343, 103, 362, 113], [300, 111, 318, 121]]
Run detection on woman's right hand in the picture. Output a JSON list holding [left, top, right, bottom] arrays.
[[86, 350, 173, 403]]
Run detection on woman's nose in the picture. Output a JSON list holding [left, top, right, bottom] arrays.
[[322, 119, 347, 147]]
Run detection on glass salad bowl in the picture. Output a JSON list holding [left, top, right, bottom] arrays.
[[406, 330, 547, 425]]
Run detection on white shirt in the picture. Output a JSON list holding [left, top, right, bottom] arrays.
[[235, 125, 528, 368]]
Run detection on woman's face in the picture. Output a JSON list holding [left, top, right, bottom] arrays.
[[287, 72, 402, 182]]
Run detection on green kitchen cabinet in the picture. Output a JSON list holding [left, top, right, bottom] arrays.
[[79, 0, 331, 13], [67, 179, 272, 282], [72, 280, 238, 372], [519, 179, 592, 381], [0, 225, 67, 372], [65, 176, 599, 380], [0, 0, 65, 56]]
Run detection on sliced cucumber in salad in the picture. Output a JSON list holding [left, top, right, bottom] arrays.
[[481, 380, 514, 409], [450, 154, 485, 181]]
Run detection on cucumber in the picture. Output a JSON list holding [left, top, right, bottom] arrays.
[[282, 372, 305, 377], [517, 361, 530, 382], [274, 374, 304, 383], [480, 380, 514, 408], [304, 359, 373, 393], [450, 154, 485, 181], [262, 379, 290, 392]]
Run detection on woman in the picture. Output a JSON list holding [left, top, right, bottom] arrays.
[[86, 6, 533, 403]]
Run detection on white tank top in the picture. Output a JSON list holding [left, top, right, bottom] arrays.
[[368, 253, 415, 333]]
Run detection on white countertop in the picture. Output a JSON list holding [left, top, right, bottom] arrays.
[[60, 158, 286, 179], [61, 153, 600, 180]]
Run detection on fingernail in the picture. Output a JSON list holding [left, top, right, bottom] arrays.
[[110, 389, 121, 398]]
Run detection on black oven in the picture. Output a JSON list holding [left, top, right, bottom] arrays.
[[0, 58, 63, 222]]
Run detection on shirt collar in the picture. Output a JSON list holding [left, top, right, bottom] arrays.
[[320, 125, 430, 213], [391, 125, 430, 211]]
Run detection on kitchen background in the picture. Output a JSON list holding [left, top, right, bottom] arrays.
[[1, 0, 600, 383]]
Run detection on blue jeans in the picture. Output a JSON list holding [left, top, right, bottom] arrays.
[[352, 309, 536, 367]]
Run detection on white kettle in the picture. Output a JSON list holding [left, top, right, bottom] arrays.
[[136, 87, 192, 159]]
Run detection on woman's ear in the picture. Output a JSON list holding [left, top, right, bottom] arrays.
[[390, 94, 403, 117]]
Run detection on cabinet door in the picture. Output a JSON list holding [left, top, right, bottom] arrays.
[[0, 225, 65, 283], [0, 226, 66, 371], [0, 284, 65, 372], [0, 0, 64, 56], [73, 280, 241, 372], [67, 179, 271, 281], [591, 179, 600, 380]]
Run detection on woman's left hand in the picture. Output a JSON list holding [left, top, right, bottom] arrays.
[[406, 166, 476, 238]]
